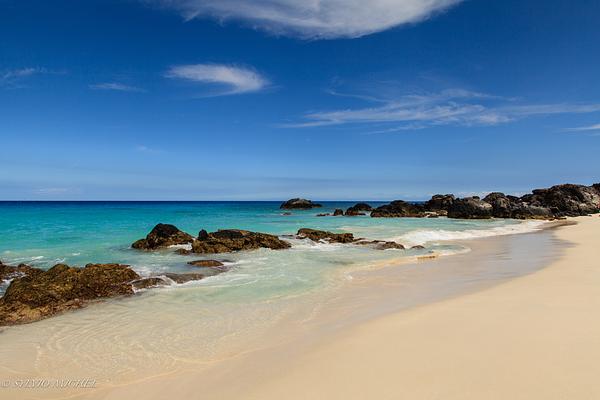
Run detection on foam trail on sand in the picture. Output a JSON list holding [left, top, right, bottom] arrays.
[[394, 220, 548, 246]]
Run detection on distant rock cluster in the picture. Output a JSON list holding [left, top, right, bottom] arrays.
[[371, 183, 600, 219], [280, 198, 322, 209]]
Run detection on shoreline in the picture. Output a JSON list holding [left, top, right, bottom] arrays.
[[195, 215, 598, 400], [35, 218, 577, 400]]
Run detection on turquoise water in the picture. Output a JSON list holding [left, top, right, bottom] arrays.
[[0, 201, 549, 384], [0, 201, 544, 300]]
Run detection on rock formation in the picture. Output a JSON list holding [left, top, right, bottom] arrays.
[[296, 228, 355, 243], [191, 229, 291, 253], [0, 263, 140, 325], [371, 200, 427, 218], [280, 198, 323, 209], [132, 223, 194, 250]]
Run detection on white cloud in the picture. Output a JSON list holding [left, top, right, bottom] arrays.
[[89, 82, 145, 92], [147, 0, 462, 39], [565, 123, 600, 131], [286, 89, 600, 130], [165, 63, 268, 95]]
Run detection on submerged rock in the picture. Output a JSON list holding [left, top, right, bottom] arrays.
[[316, 213, 331, 217], [447, 197, 493, 219], [163, 273, 205, 284], [371, 201, 427, 218], [0, 263, 140, 326], [296, 228, 355, 244], [191, 229, 291, 254], [131, 277, 166, 290], [131, 272, 208, 289], [280, 198, 322, 209], [132, 223, 194, 250], [355, 240, 405, 250], [187, 259, 224, 268]]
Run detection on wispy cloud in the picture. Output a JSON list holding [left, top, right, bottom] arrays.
[[285, 89, 600, 130], [146, 0, 462, 39], [565, 123, 600, 132], [89, 82, 145, 92], [1, 67, 52, 86], [135, 145, 163, 154], [165, 63, 269, 95]]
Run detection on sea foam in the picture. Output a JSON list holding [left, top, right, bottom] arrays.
[[393, 220, 548, 246]]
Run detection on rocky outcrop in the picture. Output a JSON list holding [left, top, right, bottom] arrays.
[[346, 202, 372, 213], [447, 197, 493, 219], [0, 263, 140, 326], [192, 229, 291, 254], [280, 198, 322, 209], [297, 228, 355, 244], [371, 184, 599, 220], [521, 184, 600, 217], [316, 213, 330, 217], [333, 209, 344, 216], [424, 194, 455, 215], [482, 192, 515, 218], [132, 224, 194, 250], [371, 201, 427, 218]]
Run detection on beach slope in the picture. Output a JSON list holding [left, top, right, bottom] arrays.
[[233, 216, 600, 400]]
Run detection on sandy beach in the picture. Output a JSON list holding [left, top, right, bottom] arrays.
[[230, 216, 600, 400], [49, 216, 599, 400]]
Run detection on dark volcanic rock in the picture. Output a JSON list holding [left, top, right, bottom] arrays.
[[447, 197, 493, 219], [371, 201, 427, 218], [521, 184, 600, 217], [347, 202, 372, 212], [510, 203, 553, 219], [483, 192, 514, 218], [316, 213, 330, 217], [132, 223, 194, 250], [0, 263, 140, 326], [191, 229, 291, 254], [280, 198, 323, 209], [297, 228, 355, 244], [411, 245, 426, 250], [424, 194, 455, 213], [187, 260, 224, 268], [333, 209, 344, 216]]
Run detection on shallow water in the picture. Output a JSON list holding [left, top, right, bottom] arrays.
[[0, 201, 550, 392]]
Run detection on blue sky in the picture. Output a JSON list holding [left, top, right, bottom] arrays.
[[1, 0, 599, 200]]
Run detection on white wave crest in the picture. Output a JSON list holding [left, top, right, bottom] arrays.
[[394, 221, 548, 246]]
